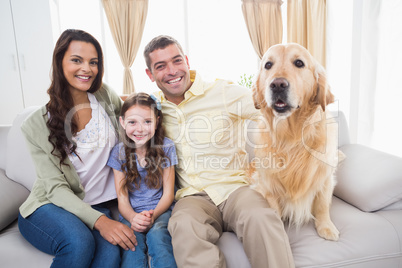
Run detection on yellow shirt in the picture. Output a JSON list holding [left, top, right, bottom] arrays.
[[154, 70, 261, 205]]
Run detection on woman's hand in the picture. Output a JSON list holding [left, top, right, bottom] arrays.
[[94, 215, 137, 251], [130, 210, 154, 232]]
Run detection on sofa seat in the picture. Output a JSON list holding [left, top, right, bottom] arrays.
[[288, 197, 402, 268], [2, 194, 401, 268], [0, 221, 52, 268]]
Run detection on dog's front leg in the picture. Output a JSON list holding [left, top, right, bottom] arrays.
[[312, 176, 339, 241]]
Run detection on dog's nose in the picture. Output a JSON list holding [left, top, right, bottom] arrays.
[[270, 78, 289, 92]]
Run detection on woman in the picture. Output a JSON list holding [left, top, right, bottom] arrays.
[[18, 29, 137, 268]]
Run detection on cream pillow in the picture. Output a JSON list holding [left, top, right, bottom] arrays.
[[5, 107, 40, 191], [334, 144, 402, 212]]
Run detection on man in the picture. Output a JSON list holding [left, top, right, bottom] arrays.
[[144, 35, 294, 268]]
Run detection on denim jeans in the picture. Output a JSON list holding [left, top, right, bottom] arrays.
[[120, 210, 177, 268], [18, 202, 120, 268]]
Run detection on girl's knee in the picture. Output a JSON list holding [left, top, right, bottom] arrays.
[[152, 215, 169, 231]]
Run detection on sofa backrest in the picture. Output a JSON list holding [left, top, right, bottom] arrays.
[[6, 106, 40, 191], [333, 110, 350, 147]]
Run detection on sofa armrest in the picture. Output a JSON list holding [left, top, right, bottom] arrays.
[[330, 110, 351, 147], [334, 144, 402, 212], [0, 169, 29, 231]]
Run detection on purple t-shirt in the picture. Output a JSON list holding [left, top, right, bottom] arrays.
[[107, 137, 178, 214]]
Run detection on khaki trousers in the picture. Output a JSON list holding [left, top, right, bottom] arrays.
[[168, 186, 295, 268]]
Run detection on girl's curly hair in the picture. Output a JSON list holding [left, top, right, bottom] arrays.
[[119, 93, 167, 194]]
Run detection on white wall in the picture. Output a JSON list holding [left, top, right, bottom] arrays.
[[0, 0, 54, 125]]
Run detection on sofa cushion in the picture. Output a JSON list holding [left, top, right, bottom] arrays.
[[382, 199, 402, 211], [217, 232, 251, 268], [5, 106, 40, 191], [0, 169, 30, 231], [334, 144, 402, 212], [0, 221, 53, 267]]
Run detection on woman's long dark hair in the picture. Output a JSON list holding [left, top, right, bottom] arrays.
[[46, 29, 104, 166], [119, 93, 167, 194]]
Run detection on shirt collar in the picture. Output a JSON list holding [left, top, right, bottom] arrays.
[[185, 70, 204, 97]]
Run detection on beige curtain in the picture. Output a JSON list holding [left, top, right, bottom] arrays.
[[287, 0, 326, 67], [242, 0, 283, 59], [102, 0, 148, 94]]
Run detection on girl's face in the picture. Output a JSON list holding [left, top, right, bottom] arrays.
[[62, 40, 99, 95], [120, 105, 158, 150]]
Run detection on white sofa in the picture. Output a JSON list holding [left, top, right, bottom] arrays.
[[1, 107, 402, 268]]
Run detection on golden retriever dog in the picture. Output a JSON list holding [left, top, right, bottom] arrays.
[[249, 43, 342, 241]]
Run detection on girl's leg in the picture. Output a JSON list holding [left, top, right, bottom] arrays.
[[120, 218, 148, 268], [90, 203, 121, 268], [147, 210, 177, 268], [18, 204, 95, 268]]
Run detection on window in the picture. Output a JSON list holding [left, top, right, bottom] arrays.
[[54, 0, 259, 95], [53, 0, 402, 157]]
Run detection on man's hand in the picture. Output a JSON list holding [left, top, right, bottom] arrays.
[[94, 215, 137, 251], [130, 210, 154, 232]]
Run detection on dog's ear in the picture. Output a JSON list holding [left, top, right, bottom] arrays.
[[314, 64, 334, 111], [251, 74, 262, 110], [252, 85, 261, 109]]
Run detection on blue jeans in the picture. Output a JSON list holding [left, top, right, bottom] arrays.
[[120, 210, 176, 268], [18, 202, 120, 268]]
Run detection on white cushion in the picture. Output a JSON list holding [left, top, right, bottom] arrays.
[[5, 107, 40, 191], [334, 144, 402, 212], [0, 169, 29, 230], [382, 199, 402, 211]]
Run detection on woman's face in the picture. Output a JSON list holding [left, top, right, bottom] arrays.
[[62, 40, 99, 95]]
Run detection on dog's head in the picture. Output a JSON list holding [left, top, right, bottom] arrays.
[[252, 43, 334, 118]]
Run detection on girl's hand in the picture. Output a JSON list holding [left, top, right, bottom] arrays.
[[142, 210, 155, 231], [130, 210, 154, 232], [94, 215, 137, 251]]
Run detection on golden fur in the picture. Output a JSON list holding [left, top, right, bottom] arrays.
[[249, 43, 342, 241]]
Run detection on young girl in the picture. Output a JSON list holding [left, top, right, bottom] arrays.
[[107, 93, 178, 268]]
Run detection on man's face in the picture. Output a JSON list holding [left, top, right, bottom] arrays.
[[146, 44, 191, 105]]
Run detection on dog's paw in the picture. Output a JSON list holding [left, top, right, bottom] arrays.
[[316, 221, 340, 241]]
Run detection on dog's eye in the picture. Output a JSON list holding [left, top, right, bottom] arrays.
[[265, 61, 273, 70], [294, 59, 305, 68]]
